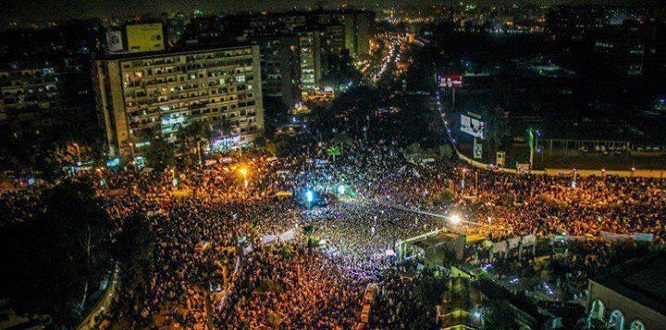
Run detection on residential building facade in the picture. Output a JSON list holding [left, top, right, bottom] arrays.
[[93, 45, 264, 156]]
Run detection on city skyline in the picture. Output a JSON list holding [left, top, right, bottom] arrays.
[[1, 0, 651, 26]]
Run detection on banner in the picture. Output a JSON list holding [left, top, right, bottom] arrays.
[[261, 234, 279, 245], [439, 75, 463, 88], [600, 231, 632, 241], [551, 235, 586, 242], [106, 30, 123, 52], [279, 229, 296, 242], [492, 241, 507, 254], [508, 237, 521, 249], [632, 232, 654, 242], [243, 244, 253, 255], [522, 234, 537, 247]]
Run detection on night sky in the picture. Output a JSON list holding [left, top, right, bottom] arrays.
[[5, 0, 371, 25], [0, 0, 643, 26]]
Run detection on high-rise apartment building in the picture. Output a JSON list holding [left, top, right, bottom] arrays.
[[592, 21, 645, 76], [0, 57, 93, 125], [0, 62, 61, 117], [341, 10, 375, 57], [93, 45, 264, 156], [297, 31, 323, 90], [252, 35, 301, 107], [545, 5, 609, 41], [323, 24, 346, 54]]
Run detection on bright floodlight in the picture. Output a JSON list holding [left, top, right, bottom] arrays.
[[306, 190, 314, 203], [449, 214, 462, 225], [240, 168, 247, 176], [337, 184, 345, 195]]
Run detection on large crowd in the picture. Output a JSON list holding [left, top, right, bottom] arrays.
[[450, 168, 666, 244], [1, 136, 664, 329]]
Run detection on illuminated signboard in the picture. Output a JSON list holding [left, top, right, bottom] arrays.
[[161, 113, 186, 135], [439, 75, 463, 88], [460, 114, 485, 139], [126, 23, 165, 53]]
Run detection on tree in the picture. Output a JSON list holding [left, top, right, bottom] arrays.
[[333, 131, 352, 154], [321, 49, 361, 87], [178, 121, 213, 157], [330, 86, 380, 131], [264, 139, 279, 157], [438, 144, 454, 160], [0, 181, 113, 325], [487, 106, 511, 151], [112, 214, 154, 316], [310, 105, 336, 139], [261, 96, 288, 137], [407, 142, 423, 157], [403, 45, 440, 93], [145, 138, 175, 170], [327, 145, 341, 162]]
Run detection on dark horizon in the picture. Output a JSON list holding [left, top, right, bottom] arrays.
[[1, 0, 653, 27]]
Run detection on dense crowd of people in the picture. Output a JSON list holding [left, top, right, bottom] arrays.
[[450, 168, 666, 244], [1, 136, 664, 329]]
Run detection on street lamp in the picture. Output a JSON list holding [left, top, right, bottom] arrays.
[[128, 142, 135, 161], [337, 184, 346, 195], [72, 143, 81, 164], [527, 128, 541, 169], [240, 168, 248, 188], [306, 190, 314, 208], [197, 140, 203, 166], [449, 213, 462, 225]]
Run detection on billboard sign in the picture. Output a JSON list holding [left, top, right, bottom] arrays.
[[126, 23, 165, 53], [106, 30, 124, 52], [439, 75, 463, 88], [460, 114, 485, 139]]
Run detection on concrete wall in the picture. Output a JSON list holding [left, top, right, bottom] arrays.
[[457, 150, 665, 179], [587, 280, 666, 330]]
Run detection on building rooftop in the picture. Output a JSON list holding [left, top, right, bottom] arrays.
[[98, 42, 253, 61], [591, 253, 666, 317]]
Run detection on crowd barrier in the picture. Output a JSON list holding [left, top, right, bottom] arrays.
[[488, 234, 537, 259], [76, 264, 119, 330], [216, 255, 241, 312]]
